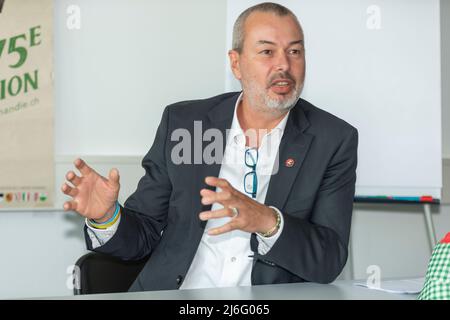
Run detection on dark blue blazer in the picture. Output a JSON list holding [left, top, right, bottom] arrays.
[[84, 92, 358, 292]]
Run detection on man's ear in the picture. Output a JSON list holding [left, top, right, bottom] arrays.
[[228, 50, 242, 80]]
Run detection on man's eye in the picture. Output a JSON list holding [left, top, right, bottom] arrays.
[[260, 49, 272, 55], [289, 49, 301, 55]]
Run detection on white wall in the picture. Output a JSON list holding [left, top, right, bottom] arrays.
[[442, 0, 450, 158], [0, 0, 449, 299], [351, 203, 450, 281], [54, 0, 227, 156]]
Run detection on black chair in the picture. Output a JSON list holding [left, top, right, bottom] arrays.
[[73, 252, 149, 295]]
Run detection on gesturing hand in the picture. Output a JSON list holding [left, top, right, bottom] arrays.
[[199, 177, 278, 236], [61, 158, 120, 223]]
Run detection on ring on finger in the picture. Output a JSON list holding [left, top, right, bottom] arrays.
[[229, 206, 239, 218]]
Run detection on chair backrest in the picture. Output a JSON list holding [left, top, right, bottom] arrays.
[[73, 252, 149, 295]]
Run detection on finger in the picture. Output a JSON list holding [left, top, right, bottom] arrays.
[[108, 168, 120, 184], [74, 158, 92, 176], [207, 221, 236, 236], [205, 177, 233, 190], [61, 183, 78, 197], [201, 189, 234, 205], [200, 188, 216, 197], [66, 171, 82, 186], [199, 208, 232, 221], [63, 200, 78, 212]]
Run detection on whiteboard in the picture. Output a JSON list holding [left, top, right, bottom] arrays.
[[226, 0, 442, 200]]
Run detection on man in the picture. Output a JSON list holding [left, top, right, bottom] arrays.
[[62, 2, 358, 291]]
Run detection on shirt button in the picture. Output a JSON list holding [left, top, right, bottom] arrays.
[[231, 257, 237, 262]]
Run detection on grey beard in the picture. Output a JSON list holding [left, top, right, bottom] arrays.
[[264, 86, 302, 111], [245, 82, 303, 114]]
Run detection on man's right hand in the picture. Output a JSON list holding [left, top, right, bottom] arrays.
[[61, 158, 121, 223]]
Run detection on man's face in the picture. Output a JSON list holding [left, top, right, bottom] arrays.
[[229, 12, 305, 114]]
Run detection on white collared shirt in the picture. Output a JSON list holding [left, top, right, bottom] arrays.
[[86, 92, 289, 289]]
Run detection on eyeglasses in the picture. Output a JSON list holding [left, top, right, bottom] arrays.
[[244, 148, 258, 199]]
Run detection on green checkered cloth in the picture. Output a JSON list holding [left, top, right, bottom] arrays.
[[418, 233, 450, 300]]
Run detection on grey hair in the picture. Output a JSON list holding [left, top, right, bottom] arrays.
[[232, 2, 302, 53]]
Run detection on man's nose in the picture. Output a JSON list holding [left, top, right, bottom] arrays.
[[274, 51, 290, 72]]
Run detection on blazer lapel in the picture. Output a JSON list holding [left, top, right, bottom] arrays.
[[263, 103, 314, 212], [192, 94, 239, 229]]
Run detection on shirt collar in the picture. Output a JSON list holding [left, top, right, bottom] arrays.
[[228, 92, 291, 145]]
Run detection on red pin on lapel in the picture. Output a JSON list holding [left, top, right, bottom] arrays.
[[285, 158, 295, 168]]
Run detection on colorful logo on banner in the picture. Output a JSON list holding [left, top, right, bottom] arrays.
[[0, 192, 48, 203]]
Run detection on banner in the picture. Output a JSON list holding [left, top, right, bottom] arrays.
[[0, 0, 54, 208]]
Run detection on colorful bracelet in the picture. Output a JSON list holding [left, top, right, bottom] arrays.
[[88, 202, 121, 229]]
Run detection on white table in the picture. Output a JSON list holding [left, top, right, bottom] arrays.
[[43, 279, 419, 300]]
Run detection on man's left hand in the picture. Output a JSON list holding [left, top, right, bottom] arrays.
[[199, 176, 278, 236]]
